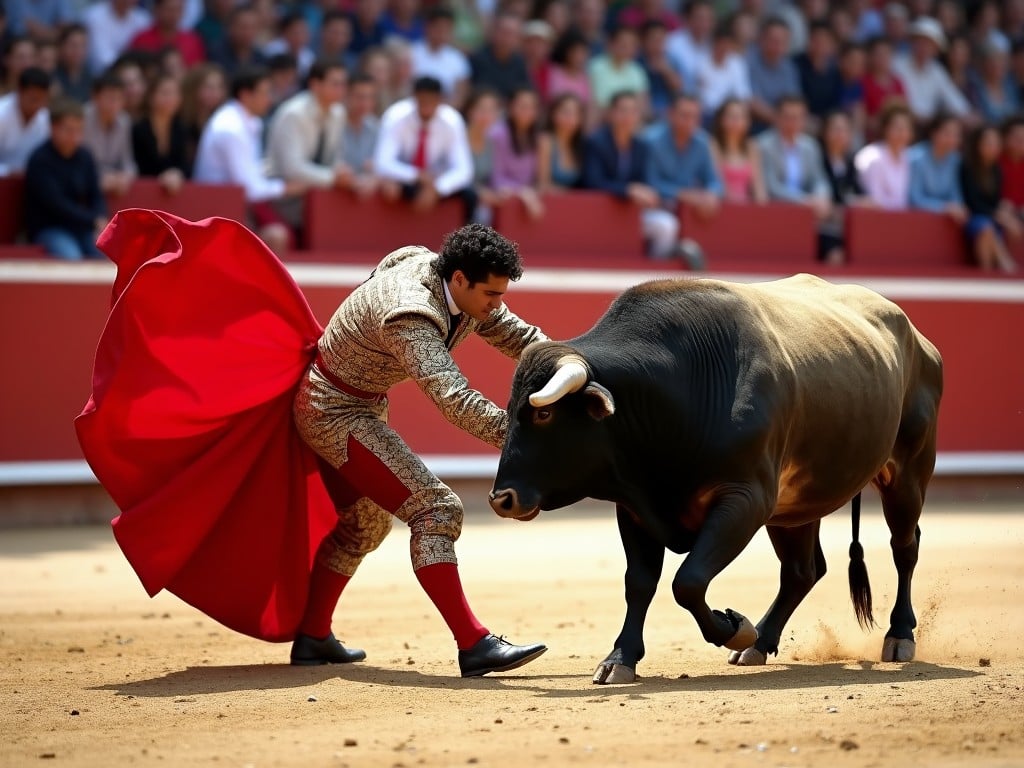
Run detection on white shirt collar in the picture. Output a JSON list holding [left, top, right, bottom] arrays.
[[442, 281, 462, 316]]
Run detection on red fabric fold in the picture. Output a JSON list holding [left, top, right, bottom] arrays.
[[75, 209, 336, 642]]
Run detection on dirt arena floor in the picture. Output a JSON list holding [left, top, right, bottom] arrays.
[[2, 493, 1022, 768]]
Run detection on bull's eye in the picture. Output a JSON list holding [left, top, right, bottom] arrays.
[[532, 408, 552, 425]]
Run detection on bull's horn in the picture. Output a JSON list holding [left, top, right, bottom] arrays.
[[529, 354, 589, 407]]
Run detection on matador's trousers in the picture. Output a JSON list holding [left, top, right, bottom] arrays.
[[293, 366, 463, 577]]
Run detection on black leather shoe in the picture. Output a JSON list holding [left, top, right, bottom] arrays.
[[290, 632, 367, 666], [458, 634, 547, 677]]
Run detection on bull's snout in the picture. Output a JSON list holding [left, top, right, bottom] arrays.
[[488, 487, 540, 521]]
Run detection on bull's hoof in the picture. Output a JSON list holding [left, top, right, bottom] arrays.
[[592, 662, 637, 684], [727, 646, 767, 666], [881, 636, 916, 662], [722, 610, 758, 652]]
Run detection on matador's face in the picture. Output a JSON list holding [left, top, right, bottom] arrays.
[[449, 271, 509, 323]]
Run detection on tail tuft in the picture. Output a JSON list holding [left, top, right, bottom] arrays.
[[848, 492, 875, 630]]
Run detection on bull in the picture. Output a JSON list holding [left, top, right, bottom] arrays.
[[489, 274, 942, 684]]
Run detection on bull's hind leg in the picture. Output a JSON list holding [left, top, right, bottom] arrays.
[[593, 506, 665, 684], [877, 389, 939, 663], [728, 520, 826, 666]]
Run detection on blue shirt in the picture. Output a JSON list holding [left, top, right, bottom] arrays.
[[907, 143, 963, 212], [642, 123, 723, 203]]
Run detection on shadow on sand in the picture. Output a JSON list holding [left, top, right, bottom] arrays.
[[91, 659, 980, 699]]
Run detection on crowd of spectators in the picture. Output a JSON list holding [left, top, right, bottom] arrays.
[[1, 0, 1023, 271]]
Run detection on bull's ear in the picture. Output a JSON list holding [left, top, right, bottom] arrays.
[[583, 382, 615, 421]]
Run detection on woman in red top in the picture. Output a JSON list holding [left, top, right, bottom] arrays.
[[862, 36, 905, 140], [999, 116, 1024, 212]]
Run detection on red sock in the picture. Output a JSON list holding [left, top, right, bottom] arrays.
[[297, 562, 351, 639], [414, 562, 489, 650]]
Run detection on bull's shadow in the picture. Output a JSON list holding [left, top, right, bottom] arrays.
[[91, 660, 980, 699]]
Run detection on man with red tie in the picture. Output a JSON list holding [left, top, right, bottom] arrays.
[[373, 76, 478, 221]]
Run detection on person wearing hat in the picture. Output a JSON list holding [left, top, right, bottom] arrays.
[[891, 16, 970, 122], [522, 19, 554, 98]]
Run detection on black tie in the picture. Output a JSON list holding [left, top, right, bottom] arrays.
[[445, 314, 461, 348], [312, 121, 327, 165]]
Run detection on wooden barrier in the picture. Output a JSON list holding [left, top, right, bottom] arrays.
[[492, 192, 645, 261], [0, 176, 25, 243], [679, 201, 818, 265], [304, 189, 464, 253], [105, 179, 247, 223], [845, 207, 967, 268]]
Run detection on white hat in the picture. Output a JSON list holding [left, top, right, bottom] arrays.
[[908, 17, 947, 51], [523, 20, 554, 40]]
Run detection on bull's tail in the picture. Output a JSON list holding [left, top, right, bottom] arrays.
[[848, 491, 875, 630]]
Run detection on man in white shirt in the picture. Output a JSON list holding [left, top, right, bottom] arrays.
[[194, 66, 307, 255], [266, 59, 349, 190], [82, 0, 152, 76], [891, 17, 971, 122], [374, 76, 475, 221], [666, 0, 714, 86], [410, 7, 470, 106], [0, 68, 51, 177], [697, 22, 752, 123]]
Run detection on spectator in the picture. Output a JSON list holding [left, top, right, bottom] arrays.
[[588, 26, 649, 112], [264, 12, 315, 80], [54, 24, 91, 104], [960, 125, 1019, 272], [892, 17, 970, 123], [522, 20, 554, 99], [728, 9, 759, 55], [350, 0, 387, 55], [537, 91, 584, 190], [639, 19, 684, 123], [211, 5, 269, 78], [644, 93, 721, 268], [827, 4, 856, 47], [908, 113, 966, 226], [541, 0, 571, 41], [756, 95, 831, 218], [882, 2, 910, 55], [193, 66, 307, 255], [710, 98, 766, 203], [249, 0, 277, 49], [266, 59, 348, 192], [109, 55, 147, 121], [5, 0, 74, 43], [971, 41, 1019, 125], [0, 67, 51, 177], [777, 0, 828, 54], [617, 0, 678, 34], [383, 37, 414, 105], [854, 103, 915, 210], [967, 0, 1007, 53], [582, 90, 678, 261], [195, 0, 234, 55], [381, 0, 424, 43], [796, 21, 842, 129], [470, 13, 531, 101], [157, 45, 186, 83], [1005, 0, 1024, 42], [935, 0, 965, 40], [318, 11, 356, 70], [132, 72, 188, 190], [1000, 116, 1024, 218], [488, 86, 544, 219], [266, 53, 300, 113], [862, 36, 906, 140], [36, 40, 58, 76], [2, 37, 37, 96], [358, 48, 394, 114], [24, 99, 106, 260], [180, 63, 227, 170], [129, 0, 205, 68], [546, 30, 593, 118], [374, 76, 476, 221], [850, 0, 884, 43], [462, 87, 501, 221], [817, 111, 863, 263], [696, 22, 751, 127], [410, 7, 470, 105], [666, 0, 714, 88], [746, 17, 801, 133], [82, 0, 151, 77], [339, 72, 380, 198], [83, 72, 137, 198], [573, 0, 606, 56], [943, 34, 973, 100], [837, 41, 868, 141]]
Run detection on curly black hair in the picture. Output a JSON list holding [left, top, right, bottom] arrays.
[[435, 225, 523, 284]]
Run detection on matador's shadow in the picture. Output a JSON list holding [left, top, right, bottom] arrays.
[[90, 660, 980, 699]]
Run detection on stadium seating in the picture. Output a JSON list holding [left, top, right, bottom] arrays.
[[105, 178, 247, 223]]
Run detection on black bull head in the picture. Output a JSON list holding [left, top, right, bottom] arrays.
[[489, 349, 616, 520]]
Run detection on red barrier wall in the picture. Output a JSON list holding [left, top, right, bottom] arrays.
[[1, 267, 1021, 466]]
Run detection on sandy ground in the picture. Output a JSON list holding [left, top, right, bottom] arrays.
[[1, 496, 1023, 768]]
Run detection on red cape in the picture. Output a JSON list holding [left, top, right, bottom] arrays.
[[75, 210, 337, 642]]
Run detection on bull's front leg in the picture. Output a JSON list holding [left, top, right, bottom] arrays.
[[593, 505, 665, 685], [671, 487, 767, 651]]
